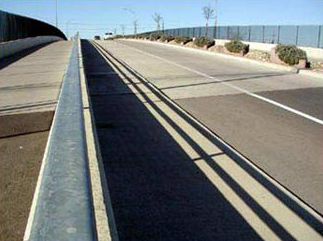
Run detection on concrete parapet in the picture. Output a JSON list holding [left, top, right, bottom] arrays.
[[0, 36, 62, 60]]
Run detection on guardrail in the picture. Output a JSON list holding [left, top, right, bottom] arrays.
[[24, 35, 97, 241]]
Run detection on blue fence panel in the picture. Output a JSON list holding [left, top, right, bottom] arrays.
[[237, 26, 249, 41], [188, 28, 193, 38], [205, 26, 214, 39], [141, 25, 323, 48], [217, 26, 227, 39], [227, 26, 239, 39], [264, 26, 279, 44], [249, 26, 263, 42], [193, 27, 199, 37], [320, 26, 323, 48], [279, 25, 298, 45], [297, 25, 320, 48]]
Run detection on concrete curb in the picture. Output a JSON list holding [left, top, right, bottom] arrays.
[[299, 69, 323, 79], [124, 39, 299, 73], [79, 39, 119, 241], [126, 39, 323, 80]]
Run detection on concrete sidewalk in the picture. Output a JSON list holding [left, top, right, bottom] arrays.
[[0, 41, 72, 115]]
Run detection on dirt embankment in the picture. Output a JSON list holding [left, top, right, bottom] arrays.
[[0, 111, 53, 241]]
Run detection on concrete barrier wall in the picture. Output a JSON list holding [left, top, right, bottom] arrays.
[[215, 39, 323, 60], [0, 36, 63, 59]]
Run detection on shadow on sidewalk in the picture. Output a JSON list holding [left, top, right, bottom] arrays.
[[0, 42, 52, 70]]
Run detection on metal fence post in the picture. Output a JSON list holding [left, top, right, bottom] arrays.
[[237, 26, 240, 40], [213, 26, 217, 39], [318, 26, 321, 48], [227, 26, 229, 39], [295, 25, 299, 45], [248, 26, 251, 42], [262, 25, 265, 43], [277, 25, 281, 44]]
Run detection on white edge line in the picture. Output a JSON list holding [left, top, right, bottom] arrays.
[[115, 40, 323, 126]]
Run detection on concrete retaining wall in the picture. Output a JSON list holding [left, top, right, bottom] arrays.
[[215, 39, 323, 60], [0, 36, 63, 60]]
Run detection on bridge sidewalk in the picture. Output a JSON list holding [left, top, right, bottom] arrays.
[[0, 40, 72, 241]]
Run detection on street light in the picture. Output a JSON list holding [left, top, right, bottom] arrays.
[[122, 7, 138, 36], [55, 0, 58, 27]]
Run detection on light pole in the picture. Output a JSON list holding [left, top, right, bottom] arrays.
[[55, 0, 58, 27], [120, 24, 126, 37], [123, 8, 138, 36], [133, 20, 138, 36], [214, 0, 218, 38]]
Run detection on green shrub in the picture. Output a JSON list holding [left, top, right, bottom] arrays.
[[225, 40, 249, 54], [160, 35, 175, 42], [194, 37, 215, 48], [275, 45, 307, 65], [149, 33, 161, 41], [174, 36, 192, 44]]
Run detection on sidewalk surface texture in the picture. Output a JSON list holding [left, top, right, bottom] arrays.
[[82, 40, 323, 241], [0, 40, 72, 241]]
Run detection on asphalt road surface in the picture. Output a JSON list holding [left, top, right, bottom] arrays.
[[95, 39, 323, 216]]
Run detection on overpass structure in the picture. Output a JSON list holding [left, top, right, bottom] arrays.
[[1, 10, 323, 241]]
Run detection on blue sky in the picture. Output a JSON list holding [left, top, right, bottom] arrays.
[[1, 0, 323, 38]]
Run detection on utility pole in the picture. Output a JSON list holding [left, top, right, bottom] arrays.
[[123, 8, 138, 36], [152, 13, 162, 33], [120, 24, 125, 36], [55, 0, 58, 27], [133, 20, 138, 36], [162, 19, 165, 34], [214, 0, 218, 28]]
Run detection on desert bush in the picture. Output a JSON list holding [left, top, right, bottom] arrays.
[[149, 33, 161, 41], [275, 45, 307, 65], [174, 36, 192, 44], [194, 37, 215, 48], [225, 40, 249, 54], [160, 35, 175, 42]]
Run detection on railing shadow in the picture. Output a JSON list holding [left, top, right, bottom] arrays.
[[104, 44, 323, 234], [0, 42, 52, 70], [82, 40, 323, 241], [82, 40, 265, 241]]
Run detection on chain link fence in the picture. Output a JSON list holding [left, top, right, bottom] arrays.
[[141, 25, 323, 48], [0, 10, 66, 42]]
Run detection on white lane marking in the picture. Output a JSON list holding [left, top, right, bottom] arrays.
[[115, 41, 323, 126]]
